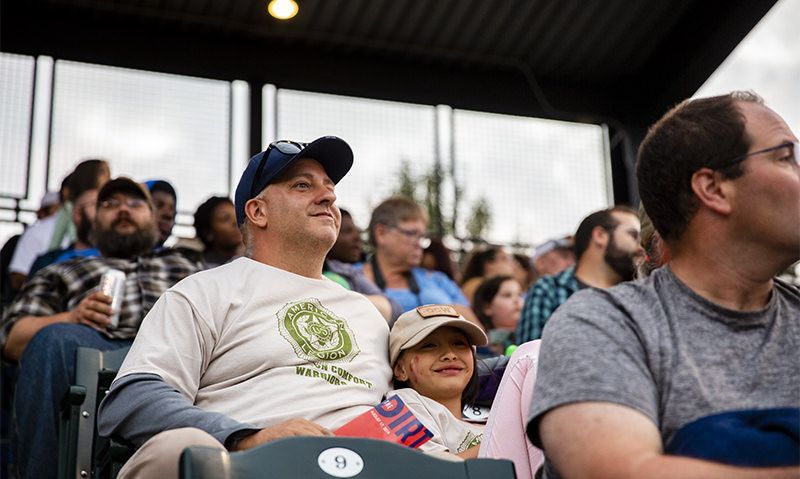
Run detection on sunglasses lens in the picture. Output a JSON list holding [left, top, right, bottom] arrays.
[[273, 141, 305, 155]]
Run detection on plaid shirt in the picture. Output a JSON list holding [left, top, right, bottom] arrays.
[[1, 249, 201, 346], [516, 267, 580, 343]]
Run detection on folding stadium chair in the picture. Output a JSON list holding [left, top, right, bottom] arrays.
[[180, 436, 516, 479], [58, 346, 131, 479]]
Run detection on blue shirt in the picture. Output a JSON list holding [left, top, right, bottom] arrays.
[[357, 265, 468, 313], [516, 267, 580, 343]]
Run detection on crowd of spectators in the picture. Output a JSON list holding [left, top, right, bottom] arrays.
[[0, 90, 797, 479]]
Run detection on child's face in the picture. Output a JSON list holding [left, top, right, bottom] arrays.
[[393, 326, 474, 402], [484, 279, 523, 331]]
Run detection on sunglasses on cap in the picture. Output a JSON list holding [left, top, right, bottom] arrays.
[[249, 140, 308, 199]]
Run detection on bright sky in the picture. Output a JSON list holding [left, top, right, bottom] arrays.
[[695, 0, 800, 135]]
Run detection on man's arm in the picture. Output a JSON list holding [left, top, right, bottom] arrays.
[[98, 373, 331, 450], [540, 402, 800, 479], [3, 291, 112, 361]]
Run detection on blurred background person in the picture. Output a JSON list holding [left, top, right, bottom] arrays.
[[516, 206, 644, 343], [637, 203, 670, 278], [326, 208, 364, 264], [473, 275, 523, 357], [35, 191, 60, 220], [48, 159, 111, 251], [322, 207, 401, 323], [192, 196, 243, 269], [145, 180, 177, 248], [28, 181, 102, 275], [421, 237, 460, 283], [531, 237, 575, 278], [9, 159, 109, 291], [361, 196, 476, 322], [512, 252, 535, 293], [459, 246, 516, 303]]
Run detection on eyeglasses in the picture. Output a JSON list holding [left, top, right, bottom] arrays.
[[99, 197, 149, 211], [390, 225, 431, 248], [723, 141, 799, 168], [249, 140, 308, 199]]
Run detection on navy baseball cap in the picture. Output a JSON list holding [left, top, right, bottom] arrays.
[[234, 136, 354, 226]]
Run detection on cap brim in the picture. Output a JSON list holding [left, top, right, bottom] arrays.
[[296, 136, 354, 184], [394, 318, 489, 364], [262, 136, 354, 192]]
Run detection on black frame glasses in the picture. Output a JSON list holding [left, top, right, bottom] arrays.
[[249, 140, 308, 198], [723, 141, 799, 169]]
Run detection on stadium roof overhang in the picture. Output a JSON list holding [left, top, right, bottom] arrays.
[[1, 0, 777, 202]]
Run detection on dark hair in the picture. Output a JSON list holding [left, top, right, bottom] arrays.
[[59, 173, 73, 202], [637, 91, 763, 242], [422, 237, 457, 280], [339, 208, 352, 220], [392, 347, 479, 407], [145, 180, 177, 201], [573, 206, 636, 260], [460, 246, 503, 286], [68, 159, 109, 203], [472, 275, 515, 331], [368, 196, 427, 247], [194, 196, 233, 247]]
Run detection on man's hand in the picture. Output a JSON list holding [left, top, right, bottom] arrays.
[[231, 418, 333, 451], [69, 291, 113, 330]]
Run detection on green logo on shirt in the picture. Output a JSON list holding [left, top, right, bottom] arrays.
[[278, 299, 360, 363]]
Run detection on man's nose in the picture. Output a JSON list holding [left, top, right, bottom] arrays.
[[318, 186, 336, 205]]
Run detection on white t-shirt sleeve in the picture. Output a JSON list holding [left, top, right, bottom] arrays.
[[116, 288, 217, 401]]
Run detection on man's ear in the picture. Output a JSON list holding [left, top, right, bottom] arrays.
[[393, 361, 408, 382], [244, 197, 268, 228], [690, 167, 733, 216], [591, 225, 610, 249]]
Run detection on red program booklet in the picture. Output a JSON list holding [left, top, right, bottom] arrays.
[[334, 395, 433, 449]]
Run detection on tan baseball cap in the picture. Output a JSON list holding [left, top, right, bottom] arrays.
[[389, 305, 488, 365]]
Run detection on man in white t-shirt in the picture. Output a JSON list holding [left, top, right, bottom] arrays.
[[98, 137, 393, 478]]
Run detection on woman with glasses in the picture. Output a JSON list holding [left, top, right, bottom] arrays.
[[361, 196, 474, 318]]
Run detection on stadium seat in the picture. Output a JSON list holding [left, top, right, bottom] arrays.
[[58, 346, 131, 479], [180, 436, 516, 478]]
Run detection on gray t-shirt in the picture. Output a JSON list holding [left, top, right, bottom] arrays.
[[528, 266, 800, 478]]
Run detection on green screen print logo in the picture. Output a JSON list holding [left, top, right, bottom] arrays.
[[278, 299, 360, 363]]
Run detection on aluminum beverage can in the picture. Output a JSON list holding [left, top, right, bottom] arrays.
[[99, 269, 126, 328]]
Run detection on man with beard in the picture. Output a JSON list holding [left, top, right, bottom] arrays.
[[516, 206, 644, 343], [0, 177, 201, 479]]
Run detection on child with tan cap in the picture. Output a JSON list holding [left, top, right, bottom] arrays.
[[388, 304, 489, 459], [389, 304, 546, 477]]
